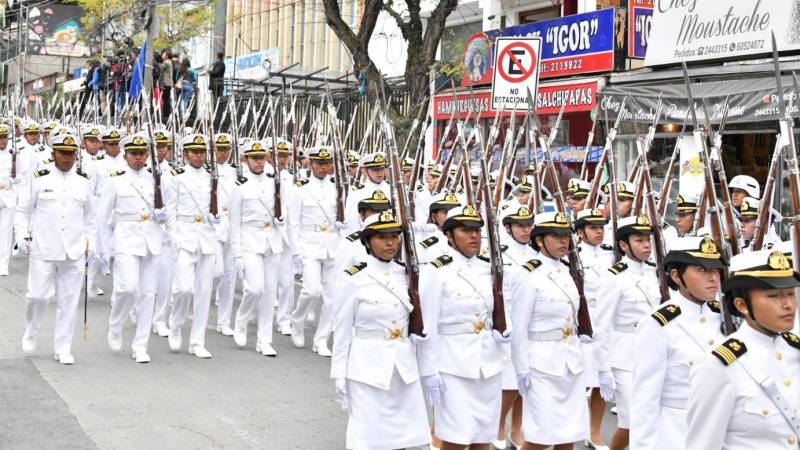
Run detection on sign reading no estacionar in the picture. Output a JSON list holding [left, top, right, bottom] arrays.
[[491, 37, 543, 110]]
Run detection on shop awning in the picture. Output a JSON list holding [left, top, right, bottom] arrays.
[[600, 74, 800, 125]]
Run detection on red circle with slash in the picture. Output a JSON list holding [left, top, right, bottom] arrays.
[[497, 42, 537, 83]]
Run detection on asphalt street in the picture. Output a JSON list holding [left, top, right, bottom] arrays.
[[0, 256, 616, 449]]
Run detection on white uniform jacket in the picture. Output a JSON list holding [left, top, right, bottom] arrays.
[[95, 168, 164, 257], [162, 165, 219, 255], [686, 323, 800, 450], [418, 250, 506, 379], [331, 257, 420, 389], [0, 147, 17, 209], [14, 167, 96, 260], [228, 170, 285, 257], [416, 229, 452, 264], [579, 241, 614, 308], [289, 175, 339, 259], [510, 255, 584, 377]]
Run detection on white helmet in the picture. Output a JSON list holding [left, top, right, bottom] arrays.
[[729, 175, 760, 199]]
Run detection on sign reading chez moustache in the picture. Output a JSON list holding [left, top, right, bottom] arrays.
[[645, 0, 800, 66]]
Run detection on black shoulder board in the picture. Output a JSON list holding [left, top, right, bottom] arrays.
[[393, 258, 405, 267], [651, 304, 681, 326], [235, 176, 248, 186], [171, 167, 185, 176], [34, 169, 50, 178], [110, 170, 125, 177], [43, 157, 54, 164], [146, 167, 153, 173], [609, 262, 628, 275], [707, 300, 721, 314], [431, 255, 453, 268], [711, 338, 747, 366], [522, 259, 542, 272], [352, 181, 363, 189], [92, 154, 105, 160], [500, 244, 508, 252], [346, 231, 361, 242], [35, 145, 45, 152], [560, 259, 571, 267], [76, 168, 90, 179], [416, 185, 423, 192], [782, 332, 800, 350], [344, 262, 367, 276], [644, 260, 656, 267], [477, 252, 490, 262], [600, 244, 613, 251], [420, 236, 439, 249], [331, 177, 337, 184], [295, 179, 309, 187]]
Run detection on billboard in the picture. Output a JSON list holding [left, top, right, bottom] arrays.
[[27, 4, 90, 57], [628, 0, 653, 58], [224, 48, 280, 81]]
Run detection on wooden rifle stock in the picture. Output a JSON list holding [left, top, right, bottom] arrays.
[[752, 141, 781, 251]]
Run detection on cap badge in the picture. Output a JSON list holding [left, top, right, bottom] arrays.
[[768, 251, 791, 271]]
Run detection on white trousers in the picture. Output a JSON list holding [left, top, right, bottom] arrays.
[[213, 241, 236, 328], [23, 256, 84, 355], [152, 242, 176, 328], [169, 248, 215, 348], [291, 256, 336, 343], [108, 252, 159, 352], [234, 251, 280, 344], [0, 207, 14, 272], [275, 250, 294, 330]]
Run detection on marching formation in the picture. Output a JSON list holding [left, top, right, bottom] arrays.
[[2, 63, 800, 450]]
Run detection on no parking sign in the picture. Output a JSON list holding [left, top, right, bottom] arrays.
[[491, 37, 542, 110]]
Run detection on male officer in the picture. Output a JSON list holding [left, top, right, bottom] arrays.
[[0, 124, 18, 276], [343, 152, 390, 234]]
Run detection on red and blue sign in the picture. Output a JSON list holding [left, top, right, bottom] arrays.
[[628, 0, 653, 59], [462, 8, 618, 86]]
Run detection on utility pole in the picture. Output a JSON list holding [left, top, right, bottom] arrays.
[[143, 1, 158, 94]]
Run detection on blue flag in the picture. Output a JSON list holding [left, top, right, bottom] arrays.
[[128, 39, 147, 99]]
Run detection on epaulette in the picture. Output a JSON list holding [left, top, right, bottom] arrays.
[[644, 260, 656, 267], [707, 300, 721, 314], [35, 145, 45, 152], [344, 262, 367, 276], [351, 182, 364, 190], [431, 255, 453, 268], [420, 236, 439, 249], [203, 162, 211, 169], [76, 168, 90, 179], [500, 244, 508, 252], [560, 259, 571, 267], [600, 244, 613, 251], [393, 258, 405, 266], [110, 170, 125, 177], [295, 179, 309, 187], [522, 259, 542, 272], [42, 157, 54, 165], [711, 338, 747, 366], [651, 304, 681, 326], [146, 167, 153, 173], [235, 176, 248, 186], [330, 177, 337, 184], [171, 167, 185, 176], [609, 262, 628, 274], [416, 185, 423, 192], [782, 332, 800, 350], [34, 169, 49, 178], [476, 252, 490, 263], [346, 231, 361, 242], [92, 154, 105, 160]]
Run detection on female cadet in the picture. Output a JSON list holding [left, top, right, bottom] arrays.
[[510, 211, 588, 449], [418, 204, 508, 450], [686, 249, 800, 449], [331, 210, 429, 450], [492, 204, 536, 449], [630, 236, 726, 450], [594, 215, 662, 450], [416, 191, 461, 264]]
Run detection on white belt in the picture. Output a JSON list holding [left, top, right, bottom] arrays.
[[355, 327, 408, 341], [615, 324, 638, 334], [660, 397, 687, 409], [301, 224, 331, 233], [177, 214, 207, 224], [243, 219, 272, 229], [116, 213, 152, 222], [439, 319, 491, 335], [528, 327, 576, 341]]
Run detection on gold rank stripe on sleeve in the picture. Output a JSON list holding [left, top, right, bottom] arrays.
[[782, 332, 800, 350], [609, 262, 628, 274], [522, 259, 542, 272], [431, 255, 453, 268], [651, 304, 681, 326], [346, 231, 361, 242], [420, 236, 438, 249], [712, 338, 748, 366], [344, 262, 367, 276]]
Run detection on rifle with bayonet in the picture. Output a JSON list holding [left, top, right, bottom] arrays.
[[751, 140, 781, 251], [579, 109, 600, 181], [657, 117, 688, 219], [142, 90, 164, 209], [682, 62, 736, 335], [205, 97, 219, 217], [587, 97, 626, 210], [407, 116, 431, 221]]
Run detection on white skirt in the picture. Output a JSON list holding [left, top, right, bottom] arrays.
[[522, 369, 588, 445], [435, 372, 502, 445], [501, 342, 518, 390], [346, 369, 430, 450]]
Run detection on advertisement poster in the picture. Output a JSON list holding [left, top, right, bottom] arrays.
[[224, 48, 280, 80], [27, 4, 90, 57], [628, 0, 653, 58]]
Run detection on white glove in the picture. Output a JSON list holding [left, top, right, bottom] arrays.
[[410, 333, 429, 345], [492, 329, 512, 343], [421, 374, 443, 407], [7, 176, 21, 185], [234, 257, 245, 280], [579, 334, 594, 344], [154, 208, 168, 224], [334, 378, 348, 411], [516, 373, 531, 397], [206, 213, 221, 224], [598, 371, 616, 401], [16, 239, 31, 255], [334, 221, 347, 230]]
